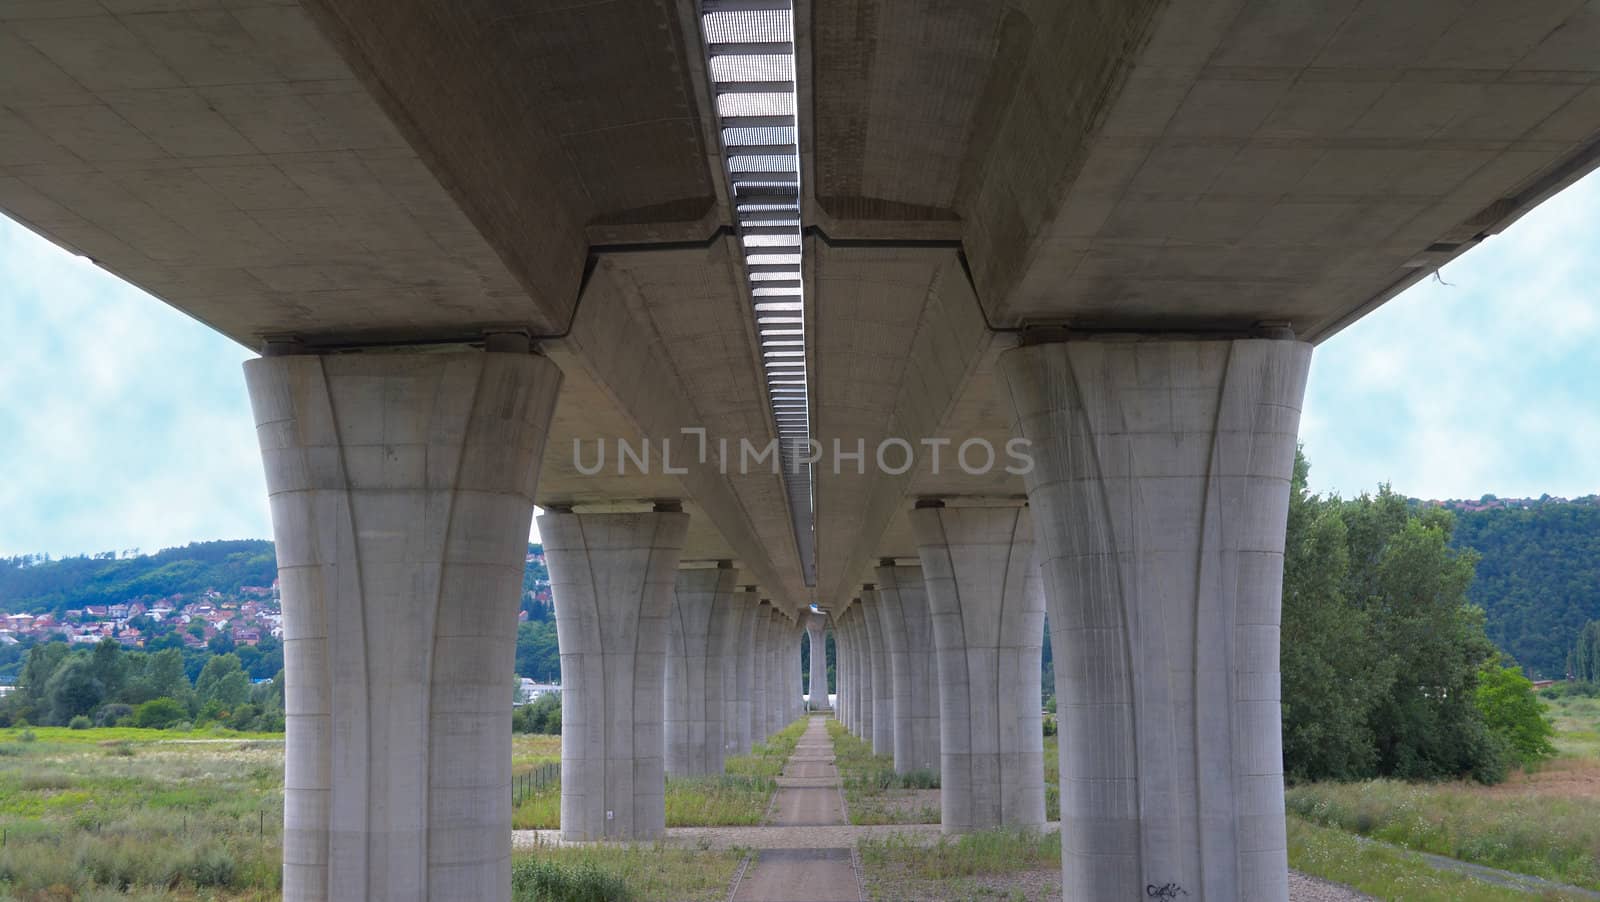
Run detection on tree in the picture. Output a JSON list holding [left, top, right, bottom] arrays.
[[1280, 452, 1390, 780], [133, 696, 187, 729], [90, 637, 126, 699], [1279, 451, 1508, 783], [45, 656, 105, 725], [15, 641, 69, 721], [195, 654, 250, 710], [1475, 661, 1556, 767], [1571, 620, 1600, 682]]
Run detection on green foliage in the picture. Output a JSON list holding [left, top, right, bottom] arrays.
[[0, 540, 278, 615], [1474, 662, 1556, 767], [1572, 620, 1600, 682], [67, 715, 91, 730], [512, 858, 631, 902], [133, 697, 187, 730], [514, 693, 562, 734], [1450, 497, 1600, 679], [1282, 450, 1508, 783], [516, 621, 560, 683]]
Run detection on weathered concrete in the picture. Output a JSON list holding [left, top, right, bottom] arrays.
[[873, 563, 941, 775], [751, 601, 774, 742], [846, 605, 872, 741], [733, 589, 762, 755], [858, 588, 895, 756], [717, 586, 756, 757], [542, 507, 689, 842], [1000, 337, 1313, 902], [665, 563, 736, 777], [911, 503, 1046, 834], [806, 614, 828, 709], [245, 349, 561, 902]]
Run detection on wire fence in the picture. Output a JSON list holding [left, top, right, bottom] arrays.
[[512, 761, 560, 805]]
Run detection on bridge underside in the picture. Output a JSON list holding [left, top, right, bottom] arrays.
[[2, 1, 1597, 899]]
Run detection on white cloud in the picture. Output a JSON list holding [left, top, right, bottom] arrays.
[[1301, 168, 1600, 501], [0, 216, 267, 557]]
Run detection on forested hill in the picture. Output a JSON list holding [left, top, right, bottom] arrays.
[[0, 541, 277, 614], [1445, 497, 1600, 679]]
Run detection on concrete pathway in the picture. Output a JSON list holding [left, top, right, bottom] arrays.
[[729, 716, 861, 902]]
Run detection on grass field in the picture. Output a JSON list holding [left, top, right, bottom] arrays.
[[0, 727, 283, 899], [511, 719, 808, 830], [1286, 693, 1600, 893], [1284, 690, 1600, 897], [511, 843, 743, 901], [857, 828, 1060, 901], [825, 719, 940, 825]]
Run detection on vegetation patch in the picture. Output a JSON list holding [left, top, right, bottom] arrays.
[[1287, 815, 1594, 902], [857, 828, 1060, 902], [511, 845, 741, 902], [827, 720, 940, 825]]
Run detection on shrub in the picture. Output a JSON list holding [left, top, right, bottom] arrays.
[[95, 703, 133, 727], [133, 697, 187, 729], [68, 715, 92, 730], [511, 858, 630, 901]]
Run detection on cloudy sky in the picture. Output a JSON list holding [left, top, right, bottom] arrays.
[[1, 172, 1597, 557]]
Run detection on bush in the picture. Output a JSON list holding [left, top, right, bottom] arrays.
[[133, 697, 187, 729], [511, 858, 630, 901], [95, 703, 133, 727], [68, 715, 92, 730]]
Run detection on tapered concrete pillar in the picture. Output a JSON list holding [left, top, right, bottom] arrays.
[[847, 604, 873, 740], [836, 611, 852, 728], [766, 606, 788, 735], [732, 588, 761, 754], [245, 349, 560, 902], [859, 587, 895, 755], [806, 613, 828, 710], [542, 506, 689, 841], [1001, 337, 1312, 902], [717, 585, 755, 757], [874, 562, 941, 774], [750, 600, 773, 741], [912, 503, 1046, 834], [665, 563, 735, 776]]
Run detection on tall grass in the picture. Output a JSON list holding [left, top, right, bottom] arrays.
[[514, 717, 810, 829], [858, 828, 1059, 879], [826, 719, 940, 825], [1285, 779, 1600, 889], [512, 845, 741, 902], [1288, 815, 1594, 901], [0, 738, 282, 897]]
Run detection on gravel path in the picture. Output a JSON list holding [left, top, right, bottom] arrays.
[[1289, 870, 1373, 901]]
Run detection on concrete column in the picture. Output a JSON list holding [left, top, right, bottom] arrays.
[[766, 607, 788, 735], [912, 503, 1046, 834], [807, 614, 827, 710], [716, 585, 754, 758], [859, 587, 895, 755], [1000, 337, 1311, 902], [750, 600, 773, 742], [665, 563, 735, 777], [733, 588, 761, 755], [835, 612, 851, 728], [874, 562, 941, 774], [850, 603, 874, 741], [245, 349, 560, 902], [542, 506, 689, 841]]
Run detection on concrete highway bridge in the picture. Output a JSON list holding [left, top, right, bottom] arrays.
[[2, 0, 1597, 899]]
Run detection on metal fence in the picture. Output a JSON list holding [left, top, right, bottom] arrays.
[[512, 761, 560, 805]]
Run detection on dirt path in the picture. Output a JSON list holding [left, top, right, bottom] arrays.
[[728, 716, 861, 902]]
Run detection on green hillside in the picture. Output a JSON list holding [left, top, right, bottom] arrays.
[[0, 541, 277, 614], [1448, 497, 1600, 679]]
